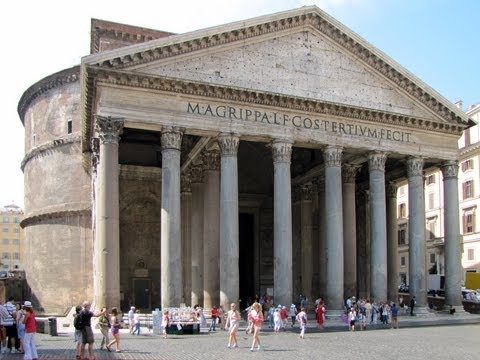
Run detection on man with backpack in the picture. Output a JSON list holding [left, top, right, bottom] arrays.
[[75, 301, 106, 360]]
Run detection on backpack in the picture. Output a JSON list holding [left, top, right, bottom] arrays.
[[74, 312, 85, 330]]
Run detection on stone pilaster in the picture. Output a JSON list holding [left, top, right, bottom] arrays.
[[407, 156, 427, 309], [441, 161, 463, 309], [386, 182, 398, 302], [315, 178, 327, 298], [356, 189, 371, 299], [161, 127, 183, 309], [190, 164, 204, 306], [368, 152, 388, 303], [324, 145, 344, 310], [272, 140, 293, 307], [218, 133, 240, 308], [93, 115, 124, 309], [300, 182, 313, 301], [203, 146, 220, 309], [342, 164, 360, 298]]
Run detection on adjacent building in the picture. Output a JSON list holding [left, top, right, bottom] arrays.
[[0, 204, 24, 272], [17, 6, 473, 314]]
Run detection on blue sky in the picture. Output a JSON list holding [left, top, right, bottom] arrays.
[[0, 0, 478, 207]]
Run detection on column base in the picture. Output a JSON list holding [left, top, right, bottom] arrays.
[[440, 307, 470, 316], [324, 309, 346, 320], [408, 306, 436, 317]]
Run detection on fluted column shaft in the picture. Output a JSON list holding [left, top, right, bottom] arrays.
[[181, 174, 192, 306], [94, 116, 124, 309], [272, 140, 293, 307], [386, 183, 398, 302], [203, 148, 220, 309], [324, 145, 344, 310], [342, 164, 359, 298], [160, 128, 183, 309], [369, 152, 388, 302], [441, 161, 463, 307], [219, 134, 240, 308], [407, 157, 427, 307], [300, 183, 313, 301], [190, 165, 204, 306], [317, 180, 327, 297]]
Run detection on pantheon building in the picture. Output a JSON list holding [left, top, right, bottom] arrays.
[[18, 6, 473, 314]]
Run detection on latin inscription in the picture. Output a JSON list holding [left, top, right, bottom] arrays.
[[187, 102, 412, 143]]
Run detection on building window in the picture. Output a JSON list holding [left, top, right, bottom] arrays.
[[398, 203, 406, 218], [2, 217, 8, 223], [398, 228, 406, 245], [463, 180, 474, 199], [13, 217, 19, 224], [462, 208, 475, 234], [428, 193, 435, 210], [427, 217, 436, 239], [400, 257, 406, 267], [430, 253, 436, 264], [2, 239, 8, 245], [12, 253, 19, 260], [426, 174, 435, 185], [467, 248, 475, 261], [2, 228, 7, 233], [462, 159, 474, 172], [12, 239, 19, 245], [2, 253, 9, 259], [67, 120, 73, 134]]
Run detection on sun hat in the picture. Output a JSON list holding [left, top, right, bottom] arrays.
[[24, 301, 32, 307]]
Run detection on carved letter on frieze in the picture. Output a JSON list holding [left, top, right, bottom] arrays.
[[386, 182, 398, 199], [323, 145, 343, 167], [441, 160, 459, 180], [272, 140, 293, 163], [342, 164, 361, 184], [95, 116, 124, 144], [218, 133, 240, 156], [161, 128, 183, 151], [406, 157, 424, 178], [368, 152, 387, 172]]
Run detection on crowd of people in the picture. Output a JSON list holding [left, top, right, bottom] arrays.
[[0, 296, 37, 359]]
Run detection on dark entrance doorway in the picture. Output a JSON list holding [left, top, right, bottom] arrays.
[[239, 213, 255, 310], [133, 278, 151, 310]]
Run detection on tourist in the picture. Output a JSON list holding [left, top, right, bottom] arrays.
[[226, 303, 240, 348], [248, 302, 264, 351], [209, 306, 219, 332], [1, 296, 20, 353], [15, 303, 24, 354], [410, 296, 416, 316], [22, 301, 37, 360], [289, 303, 298, 327], [73, 305, 82, 359], [390, 303, 399, 329], [296, 307, 308, 339], [132, 310, 141, 335], [128, 306, 135, 334], [273, 308, 282, 333], [348, 307, 356, 332], [106, 307, 122, 352], [267, 304, 275, 329], [280, 306, 288, 329], [78, 301, 105, 360], [97, 307, 110, 350], [161, 309, 170, 339], [315, 300, 325, 330]]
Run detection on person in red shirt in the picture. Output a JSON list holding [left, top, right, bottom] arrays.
[[209, 306, 219, 332], [280, 306, 288, 330], [22, 301, 37, 360]]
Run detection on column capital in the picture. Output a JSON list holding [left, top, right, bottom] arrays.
[[407, 156, 424, 177], [323, 145, 343, 167], [368, 152, 387, 172], [190, 164, 204, 183], [386, 182, 398, 199], [301, 182, 313, 201], [218, 133, 240, 156], [95, 115, 124, 144], [161, 127, 184, 151], [441, 160, 459, 180], [271, 140, 293, 163], [203, 148, 220, 171], [342, 164, 361, 183]]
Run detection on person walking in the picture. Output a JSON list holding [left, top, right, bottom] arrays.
[[132, 310, 141, 335], [390, 303, 399, 329], [1, 296, 20, 353], [248, 302, 264, 351], [97, 307, 110, 350], [410, 296, 416, 316], [15, 303, 24, 354], [209, 306, 219, 332], [296, 307, 308, 339], [161, 310, 170, 339], [128, 306, 135, 334], [78, 301, 106, 360], [22, 301, 37, 360], [348, 307, 356, 332], [289, 304, 298, 327], [106, 307, 122, 353], [226, 303, 240, 348], [315, 301, 325, 330], [273, 308, 282, 333]]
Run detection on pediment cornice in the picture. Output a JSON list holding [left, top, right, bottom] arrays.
[[82, 6, 471, 129]]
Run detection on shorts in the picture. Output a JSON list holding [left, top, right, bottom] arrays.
[[0, 327, 5, 341], [111, 327, 119, 335], [74, 329, 82, 343], [5, 325, 17, 338], [17, 323, 25, 340], [81, 327, 94, 344], [349, 320, 356, 326]]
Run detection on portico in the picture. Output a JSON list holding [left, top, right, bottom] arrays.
[[82, 7, 469, 313]]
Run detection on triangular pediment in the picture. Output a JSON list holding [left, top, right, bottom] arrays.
[[83, 6, 471, 128]]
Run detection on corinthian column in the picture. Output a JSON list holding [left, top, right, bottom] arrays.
[[272, 140, 293, 307], [386, 182, 398, 302], [300, 183, 313, 301], [190, 164, 204, 306], [203, 146, 220, 309], [407, 157, 426, 309], [441, 161, 463, 309], [324, 145, 344, 311], [161, 128, 183, 309], [94, 115, 124, 309], [368, 152, 388, 303], [218, 133, 240, 308], [181, 172, 192, 306], [342, 164, 360, 298]]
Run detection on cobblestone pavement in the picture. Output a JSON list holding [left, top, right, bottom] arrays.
[[2, 316, 479, 360]]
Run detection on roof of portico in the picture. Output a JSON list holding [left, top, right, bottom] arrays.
[[77, 6, 474, 158]]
